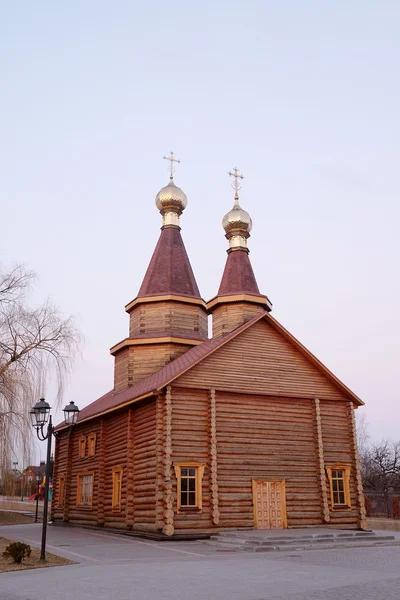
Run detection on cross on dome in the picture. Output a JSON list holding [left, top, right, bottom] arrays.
[[163, 151, 181, 180], [228, 167, 244, 203]]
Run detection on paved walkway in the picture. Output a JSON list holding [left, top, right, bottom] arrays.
[[1, 524, 400, 599]]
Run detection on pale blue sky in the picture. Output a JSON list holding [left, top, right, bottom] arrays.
[[1, 2, 399, 458]]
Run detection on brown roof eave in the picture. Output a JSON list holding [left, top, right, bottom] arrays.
[[55, 391, 157, 431]]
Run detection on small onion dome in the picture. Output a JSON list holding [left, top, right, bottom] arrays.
[[155, 179, 187, 214], [222, 202, 253, 237]]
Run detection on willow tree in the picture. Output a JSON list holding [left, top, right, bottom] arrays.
[[0, 264, 81, 489]]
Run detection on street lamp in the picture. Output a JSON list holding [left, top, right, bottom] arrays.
[[29, 398, 80, 561], [35, 474, 40, 523]]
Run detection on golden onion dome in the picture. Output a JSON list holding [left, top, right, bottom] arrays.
[[155, 178, 187, 214], [222, 202, 253, 236]]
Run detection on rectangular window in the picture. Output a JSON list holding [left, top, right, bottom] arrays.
[[112, 466, 123, 511], [78, 436, 86, 459], [88, 433, 96, 457], [76, 472, 94, 508], [174, 462, 205, 513], [180, 468, 197, 507], [326, 465, 351, 509], [58, 474, 65, 507]]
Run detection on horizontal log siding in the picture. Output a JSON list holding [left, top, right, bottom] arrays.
[[114, 347, 130, 391], [52, 437, 68, 521], [130, 301, 208, 339], [104, 412, 128, 528], [171, 388, 212, 530], [129, 344, 194, 382], [216, 393, 321, 528], [114, 342, 196, 390], [212, 303, 265, 338], [65, 421, 101, 526], [133, 400, 157, 530], [176, 319, 347, 401], [320, 400, 358, 526]]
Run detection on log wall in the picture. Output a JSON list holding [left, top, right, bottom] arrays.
[[114, 346, 130, 391], [211, 302, 265, 338], [171, 388, 212, 530], [129, 301, 208, 339], [214, 391, 321, 528], [133, 400, 157, 530], [53, 386, 360, 532], [51, 434, 67, 521], [113, 342, 195, 390], [65, 420, 101, 527], [103, 412, 128, 528], [320, 400, 359, 526], [176, 319, 348, 400], [54, 399, 157, 530]]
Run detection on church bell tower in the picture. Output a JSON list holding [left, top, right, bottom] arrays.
[[207, 167, 272, 337], [110, 153, 208, 390]]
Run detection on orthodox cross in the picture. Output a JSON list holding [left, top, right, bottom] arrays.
[[228, 167, 244, 202], [163, 151, 181, 179]]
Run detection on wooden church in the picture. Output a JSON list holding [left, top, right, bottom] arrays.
[[52, 155, 366, 535]]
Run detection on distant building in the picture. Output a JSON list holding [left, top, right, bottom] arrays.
[[23, 461, 47, 485]]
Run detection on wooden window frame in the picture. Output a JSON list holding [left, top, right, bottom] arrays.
[[174, 462, 205, 514], [76, 471, 95, 510], [112, 466, 123, 512], [326, 464, 351, 510], [57, 473, 65, 508], [78, 435, 86, 459], [88, 433, 97, 458]]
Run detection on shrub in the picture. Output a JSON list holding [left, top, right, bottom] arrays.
[[393, 497, 400, 519], [2, 541, 31, 564], [364, 495, 372, 517]]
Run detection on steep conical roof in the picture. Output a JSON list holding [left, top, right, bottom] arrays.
[[137, 226, 201, 299], [218, 250, 260, 296]]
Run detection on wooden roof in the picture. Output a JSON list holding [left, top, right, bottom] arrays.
[[67, 312, 363, 427]]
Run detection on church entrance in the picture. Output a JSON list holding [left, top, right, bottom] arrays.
[[252, 479, 287, 529]]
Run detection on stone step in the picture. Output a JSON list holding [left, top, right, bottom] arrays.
[[210, 533, 392, 546], [250, 539, 400, 553], [206, 532, 397, 552], [217, 530, 376, 540]]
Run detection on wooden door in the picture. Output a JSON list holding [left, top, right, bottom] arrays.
[[252, 479, 287, 529]]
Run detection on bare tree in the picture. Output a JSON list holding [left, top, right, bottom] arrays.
[[0, 263, 81, 487], [362, 440, 400, 493]]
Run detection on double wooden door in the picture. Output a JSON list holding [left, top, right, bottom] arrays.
[[252, 479, 287, 529]]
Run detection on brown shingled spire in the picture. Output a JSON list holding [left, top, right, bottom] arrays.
[[138, 226, 201, 299], [207, 167, 272, 338], [218, 249, 260, 297]]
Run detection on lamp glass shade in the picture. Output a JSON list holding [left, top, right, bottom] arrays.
[[32, 399, 51, 427], [29, 408, 37, 428], [63, 401, 80, 425]]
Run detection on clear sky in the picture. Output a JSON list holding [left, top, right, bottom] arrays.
[[1, 2, 399, 459]]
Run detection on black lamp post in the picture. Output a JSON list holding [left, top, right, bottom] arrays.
[[35, 474, 40, 523], [29, 398, 80, 561]]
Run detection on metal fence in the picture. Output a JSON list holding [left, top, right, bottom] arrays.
[[364, 490, 400, 518]]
